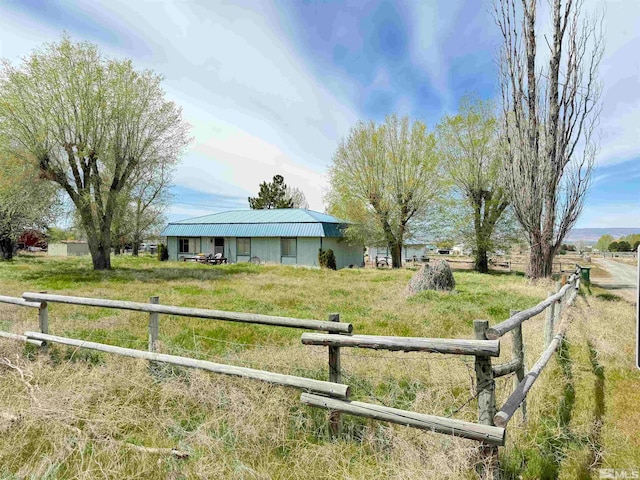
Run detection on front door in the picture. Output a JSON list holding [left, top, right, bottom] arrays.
[[214, 238, 224, 256]]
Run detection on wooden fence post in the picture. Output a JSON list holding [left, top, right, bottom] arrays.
[[544, 291, 555, 348], [474, 319, 498, 479], [149, 296, 159, 352], [38, 291, 48, 335], [510, 310, 525, 422], [554, 282, 562, 325], [328, 313, 342, 437]]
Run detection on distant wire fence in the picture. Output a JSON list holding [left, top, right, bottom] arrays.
[[368, 255, 570, 274], [0, 265, 583, 479]]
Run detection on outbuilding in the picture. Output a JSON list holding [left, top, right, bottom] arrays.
[[160, 209, 364, 269], [47, 241, 90, 257], [367, 240, 431, 266]]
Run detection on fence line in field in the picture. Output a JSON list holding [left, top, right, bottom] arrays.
[[24, 331, 350, 399], [21, 292, 353, 334], [0, 265, 584, 478], [300, 265, 582, 478]]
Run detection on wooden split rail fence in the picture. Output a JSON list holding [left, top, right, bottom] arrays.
[[0, 265, 583, 477]]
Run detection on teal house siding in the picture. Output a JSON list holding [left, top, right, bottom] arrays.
[[297, 237, 322, 267], [323, 238, 364, 269]]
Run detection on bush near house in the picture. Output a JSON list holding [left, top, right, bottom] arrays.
[[318, 248, 336, 270], [157, 243, 169, 261]]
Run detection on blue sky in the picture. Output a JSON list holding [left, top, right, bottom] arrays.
[[0, 0, 638, 228]]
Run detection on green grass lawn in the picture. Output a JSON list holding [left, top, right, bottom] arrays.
[[0, 254, 637, 479]]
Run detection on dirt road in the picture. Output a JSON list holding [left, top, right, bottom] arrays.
[[592, 258, 637, 303]]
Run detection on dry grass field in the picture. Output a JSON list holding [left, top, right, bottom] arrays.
[[0, 255, 638, 479]]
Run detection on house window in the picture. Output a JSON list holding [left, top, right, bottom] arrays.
[[237, 238, 251, 256], [281, 238, 297, 257], [178, 238, 191, 253]]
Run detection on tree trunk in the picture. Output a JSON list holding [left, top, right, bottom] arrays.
[[390, 241, 402, 269], [132, 234, 140, 256], [0, 237, 15, 260], [476, 247, 489, 274], [87, 230, 112, 270], [542, 244, 555, 277], [91, 244, 111, 270], [527, 232, 557, 279], [527, 246, 544, 278]]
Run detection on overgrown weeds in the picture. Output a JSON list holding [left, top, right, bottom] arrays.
[[0, 256, 638, 478]]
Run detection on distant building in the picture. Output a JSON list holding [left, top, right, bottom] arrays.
[[367, 241, 430, 266], [48, 241, 90, 257], [160, 209, 364, 269], [452, 244, 472, 256]]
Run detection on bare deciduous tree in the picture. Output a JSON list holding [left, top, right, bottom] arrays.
[[495, 0, 603, 278], [285, 185, 309, 209]]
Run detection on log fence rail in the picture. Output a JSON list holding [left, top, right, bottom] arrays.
[[0, 265, 584, 478]]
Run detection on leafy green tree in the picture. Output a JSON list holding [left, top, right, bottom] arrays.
[[608, 241, 620, 252], [595, 234, 614, 251], [248, 175, 294, 209], [0, 36, 190, 270], [327, 115, 441, 268], [436, 97, 511, 273], [620, 233, 640, 247], [616, 241, 631, 252], [0, 151, 59, 259], [47, 227, 76, 243], [111, 160, 173, 255]]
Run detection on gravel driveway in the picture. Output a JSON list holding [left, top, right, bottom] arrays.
[[592, 258, 637, 303]]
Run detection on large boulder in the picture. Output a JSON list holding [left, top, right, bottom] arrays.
[[406, 261, 455, 295]]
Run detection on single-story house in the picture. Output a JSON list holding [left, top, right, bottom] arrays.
[[48, 241, 90, 257], [160, 209, 364, 269]]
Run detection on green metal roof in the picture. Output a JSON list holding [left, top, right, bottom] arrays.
[[161, 209, 350, 238]]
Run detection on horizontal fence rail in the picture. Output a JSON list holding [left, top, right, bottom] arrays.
[[0, 331, 44, 347], [301, 333, 500, 357], [486, 269, 580, 339], [492, 358, 522, 378], [0, 266, 585, 479], [25, 332, 351, 399], [301, 393, 506, 446], [22, 292, 352, 334], [0, 295, 43, 309]]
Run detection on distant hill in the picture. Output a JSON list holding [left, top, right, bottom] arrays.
[[565, 228, 640, 245]]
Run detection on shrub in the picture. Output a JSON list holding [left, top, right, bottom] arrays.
[[158, 243, 169, 261], [318, 248, 337, 270]]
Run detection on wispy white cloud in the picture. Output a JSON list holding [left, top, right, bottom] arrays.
[[0, 0, 358, 214], [1, 0, 639, 228]]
